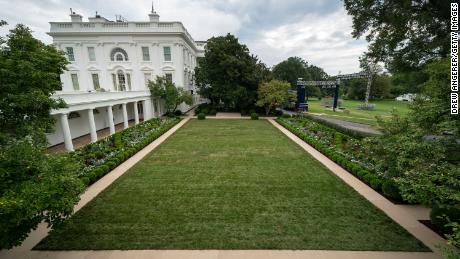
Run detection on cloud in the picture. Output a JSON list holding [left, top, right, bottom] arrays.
[[0, 0, 368, 75], [243, 7, 367, 74]]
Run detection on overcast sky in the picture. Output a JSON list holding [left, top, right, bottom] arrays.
[[0, 0, 368, 75]]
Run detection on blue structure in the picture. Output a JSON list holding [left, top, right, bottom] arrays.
[[296, 79, 308, 112]]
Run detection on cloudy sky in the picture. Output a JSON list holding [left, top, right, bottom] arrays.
[[0, 0, 368, 75]]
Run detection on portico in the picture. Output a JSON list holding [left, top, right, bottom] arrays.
[[48, 91, 155, 151]]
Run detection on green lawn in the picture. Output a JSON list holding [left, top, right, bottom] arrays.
[[307, 99, 410, 125], [35, 119, 427, 251]]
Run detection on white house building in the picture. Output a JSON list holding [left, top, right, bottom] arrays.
[[46, 7, 205, 151]]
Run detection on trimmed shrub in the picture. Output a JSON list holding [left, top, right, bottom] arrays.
[[382, 180, 403, 201], [430, 204, 460, 234], [357, 170, 369, 179], [370, 178, 383, 190], [197, 113, 206, 120], [251, 113, 259, 120]]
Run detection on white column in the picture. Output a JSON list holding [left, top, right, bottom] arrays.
[[150, 101, 157, 118], [122, 103, 128, 129], [134, 101, 139, 124], [59, 113, 74, 151], [87, 108, 97, 143], [107, 105, 115, 135], [142, 100, 149, 120]]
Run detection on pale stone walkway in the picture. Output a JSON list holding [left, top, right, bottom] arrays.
[[0, 118, 446, 259], [268, 119, 445, 258]]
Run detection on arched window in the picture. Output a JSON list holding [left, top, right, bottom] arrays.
[[110, 47, 128, 61]]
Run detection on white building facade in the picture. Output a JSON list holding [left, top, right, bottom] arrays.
[[46, 7, 205, 151]]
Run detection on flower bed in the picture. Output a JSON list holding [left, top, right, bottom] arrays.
[[68, 117, 181, 186], [276, 116, 405, 202]]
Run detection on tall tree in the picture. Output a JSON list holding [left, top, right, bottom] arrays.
[[272, 57, 326, 98], [0, 24, 68, 144], [343, 0, 450, 71], [272, 57, 310, 88], [195, 34, 264, 111], [0, 23, 83, 249]]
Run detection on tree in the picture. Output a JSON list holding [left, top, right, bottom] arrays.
[[0, 23, 68, 144], [367, 58, 460, 207], [272, 57, 326, 99], [272, 57, 310, 88], [0, 23, 83, 249], [0, 139, 83, 249], [256, 80, 290, 115], [148, 76, 192, 113], [343, 0, 450, 71], [194, 34, 264, 111]]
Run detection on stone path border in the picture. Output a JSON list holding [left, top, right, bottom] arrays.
[[0, 118, 190, 259], [0, 118, 446, 259], [268, 119, 445, 258]]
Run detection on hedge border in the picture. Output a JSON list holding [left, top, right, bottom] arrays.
[[76, 118, 181, 186]]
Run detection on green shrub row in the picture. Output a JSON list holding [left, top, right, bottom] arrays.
[[69, 118, 181, 186], [276, 118, 404, 202]]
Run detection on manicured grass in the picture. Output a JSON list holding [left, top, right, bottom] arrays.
[[35, 119, 428, 251], [308, 99, 410, 125]]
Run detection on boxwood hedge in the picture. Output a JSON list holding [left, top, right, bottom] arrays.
[[68, 117, 181, 186]]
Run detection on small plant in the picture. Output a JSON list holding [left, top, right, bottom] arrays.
[[197, 113, 206, 120], [430, 204, 460, 234], [251, 113, 259, 120], [382, 180, 403, 201]]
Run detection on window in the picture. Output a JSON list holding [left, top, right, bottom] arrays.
[[66, 47, 75, 61], [163, 46, 171, 61], [115, 53, 124, 61], [142, 47, 150, 61], [126, 73, 132, 91], [110, 47, 128, 61], [144, 73, 151, 87], [70, 73, 79, 90], [112, 73, 117, 90], [117, 70, 126, 91], [87, 47, 96, 61], [165, 73, 173, 82], [91, 73, 100, 90]]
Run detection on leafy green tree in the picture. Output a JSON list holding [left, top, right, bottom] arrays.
[[256, 80, 290, 115], [272, 57, 310, 88], [272, 57, 326, 98], [195, 34, 265, 110], [0, 23, 83, 249], [0, 23, 68, 144], [367, 59, 459, 207], [148, 76, 192, 113], [343, 0, 450, 71], [0, 139, 83, 249]]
